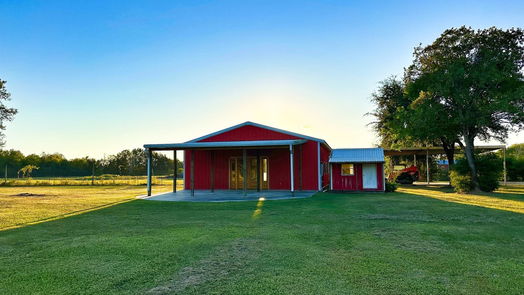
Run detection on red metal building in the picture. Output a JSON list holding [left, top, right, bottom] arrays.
[[144, 122, 331, 195], [144, 122, 386, 196], [329, 148, 385, 192]]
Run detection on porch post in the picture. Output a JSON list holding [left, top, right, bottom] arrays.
[[329, 163, 333, 190], [173, 150, 177, 193], [242, 149, 247, 196], [256, 151, 261, 192], [290, 144, 294, 195], [146, 148, 152, 196], [210, 151, 215, 192], [190, 150, 195, 196], [426, 148, 430, 184]]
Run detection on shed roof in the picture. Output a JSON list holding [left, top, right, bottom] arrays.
[[329, 148, 385, 163], [144, 139, 306, 150]]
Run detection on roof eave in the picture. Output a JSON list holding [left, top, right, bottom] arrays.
[[144, 139, 307, 150], [329, 160, 385, 163]]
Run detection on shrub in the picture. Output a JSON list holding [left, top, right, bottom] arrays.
[[385, 181, 397, 192], [506, 157, 524, 181], [451, 153, 503, 193], [449, 170, 473, 193], [476, 153, 502, 192]]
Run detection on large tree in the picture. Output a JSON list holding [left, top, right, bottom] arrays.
[[0, 79, 17, 146], [370, 76, 460, 166], [405, 27, 524, 191]]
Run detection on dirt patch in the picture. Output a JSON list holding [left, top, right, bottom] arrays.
[[147, 238, 262, 294], [12, 193, 47, 197]]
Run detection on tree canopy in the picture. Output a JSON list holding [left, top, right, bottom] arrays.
[[372, 26, 524, 191], [0, 148, 182, 177], [0, 79, 17, 146]]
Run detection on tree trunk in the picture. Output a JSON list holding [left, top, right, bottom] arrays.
[[440, 138, 455, 168], [463, 133, 480, 192]]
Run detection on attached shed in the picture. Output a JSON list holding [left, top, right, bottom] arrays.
[[329, 148, 385, 192]]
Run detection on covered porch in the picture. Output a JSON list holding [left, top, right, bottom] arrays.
[[143, 139, 306, 197]]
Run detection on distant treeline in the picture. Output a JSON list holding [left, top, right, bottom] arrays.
[[0, 148, 183, 178]]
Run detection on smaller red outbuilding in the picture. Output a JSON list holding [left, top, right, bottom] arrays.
[[329, 148, 385, 192]]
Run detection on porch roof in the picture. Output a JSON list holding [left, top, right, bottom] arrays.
[[144, 139, 307, 150]]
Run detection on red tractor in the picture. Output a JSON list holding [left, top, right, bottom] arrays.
[[394, 165, 419, 184]]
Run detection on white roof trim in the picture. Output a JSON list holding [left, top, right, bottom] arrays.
[[144, 139, 307, 150]]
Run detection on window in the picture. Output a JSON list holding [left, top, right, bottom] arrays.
[[341, 164, 354, 176]]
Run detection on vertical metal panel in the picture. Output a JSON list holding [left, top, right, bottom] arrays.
[[210, 150, 215, 192], [317, 142, 321, 191], [298, 145, 303, 191], [289, 144, 294, 193], [190, 151, 195, 196]]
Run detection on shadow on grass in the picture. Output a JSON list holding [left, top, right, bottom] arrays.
[[0, 197, 136, 232], [398, 185, 524, 214]]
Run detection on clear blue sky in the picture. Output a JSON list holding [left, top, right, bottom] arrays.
[[1, 0, 523, 159]]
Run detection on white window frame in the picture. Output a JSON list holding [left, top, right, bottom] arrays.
[[341, 163, 355, 176]]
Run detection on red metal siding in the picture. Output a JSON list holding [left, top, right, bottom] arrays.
[[184, 145, 320, 190], [299, 141, 320, 190], [331, 163, 363, 191], [183, 125, 322, 191], [320, 143, 331, 189], [331, 163, 384, 192], [376, 163, 384, 191], [198, 125, 300, 142]]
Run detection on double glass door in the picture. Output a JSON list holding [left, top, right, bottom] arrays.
[[229, 156, 269, 190]]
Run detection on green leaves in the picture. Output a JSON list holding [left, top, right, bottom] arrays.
[[0, 79, 18, 146], [371, 26, 524, 190]]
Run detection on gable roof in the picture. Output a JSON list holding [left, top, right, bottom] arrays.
[[329, 148, 385, 163], [186, 121, 330, 147]]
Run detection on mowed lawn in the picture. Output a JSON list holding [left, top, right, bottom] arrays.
[[0, 185, 523, 294]]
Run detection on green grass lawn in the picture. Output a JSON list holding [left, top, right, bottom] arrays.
[[0, 185, 523, 294]]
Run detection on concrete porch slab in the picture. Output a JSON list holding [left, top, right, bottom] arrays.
[[137, 190, 316, 202]]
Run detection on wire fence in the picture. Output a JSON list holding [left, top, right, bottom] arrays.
[[0, 175, 179, 186]]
